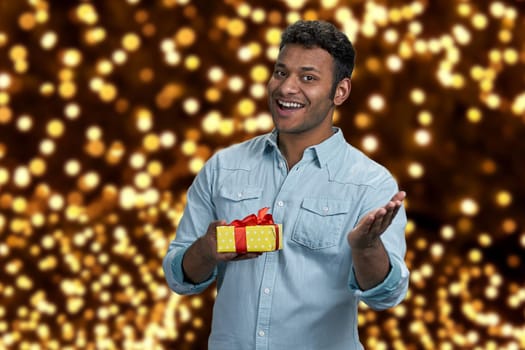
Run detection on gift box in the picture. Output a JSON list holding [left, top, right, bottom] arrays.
[[216, 207, 283, 253]]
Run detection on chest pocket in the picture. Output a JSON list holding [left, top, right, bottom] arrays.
[[292, 198, 350, 250], [216, 185, 263, 222]]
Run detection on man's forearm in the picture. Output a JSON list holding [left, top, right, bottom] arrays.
[[352, 241, 390, 290], [182, 237, 218, 284]]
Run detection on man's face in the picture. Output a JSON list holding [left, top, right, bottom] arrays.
[[267, 44, 338, 137]]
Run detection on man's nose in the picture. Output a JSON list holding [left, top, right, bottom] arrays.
[[278, 76, 300, 94]]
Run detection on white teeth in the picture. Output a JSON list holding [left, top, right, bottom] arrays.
[[278, 100, 303, 109]]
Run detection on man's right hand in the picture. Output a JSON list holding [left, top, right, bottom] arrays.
[[182, 220, 261, 284]]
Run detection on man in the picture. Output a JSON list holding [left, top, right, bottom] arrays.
[[163, 20, 409, 350]]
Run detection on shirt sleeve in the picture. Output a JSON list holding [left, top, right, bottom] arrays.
[[348, 227, 410, 310], [163, 245, 218, 295], [162, 155, 219, 295], [347, 175, 410, 310]]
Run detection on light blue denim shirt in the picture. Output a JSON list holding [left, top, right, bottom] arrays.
[[163, 128, 409, 350]]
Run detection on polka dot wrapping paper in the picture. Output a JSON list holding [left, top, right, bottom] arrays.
[[216, 224, 283, 253], [216, 208, 283, 253]]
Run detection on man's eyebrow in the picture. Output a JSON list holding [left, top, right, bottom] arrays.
[[274, 62, 321, 73], [300, 66, 321, 73]]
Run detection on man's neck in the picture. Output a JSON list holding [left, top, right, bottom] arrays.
[[277, 127, 334, 169]]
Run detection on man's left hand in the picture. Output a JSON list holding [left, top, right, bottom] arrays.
[[347, 191, 406, 250]]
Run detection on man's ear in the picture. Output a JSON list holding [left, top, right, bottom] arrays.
[[333, 78, 351, 106]]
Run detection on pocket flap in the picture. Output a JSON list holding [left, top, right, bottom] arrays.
[[301, 198, 350, 216], [219, 186, 263, 202]]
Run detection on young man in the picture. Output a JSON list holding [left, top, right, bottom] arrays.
[[163, 20, 409, 350]]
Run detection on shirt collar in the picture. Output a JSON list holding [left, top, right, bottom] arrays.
[[264, 127, 347, 168], [308, 127, 346, 168]]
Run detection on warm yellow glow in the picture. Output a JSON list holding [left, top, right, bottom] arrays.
[[368, 94, 385, 111], [265, 27, 282, 46], [228, 76, 244, 92], [183, 98, 200, 115], [122, 33, 141, 51], [441, 225, 455, 240], [64, 160, 81, 176], [0, 73, 11, 89], [13, 166, 31, 188], [208, 66, 224, 82], [386, 55, 403, 72], [202, 111, 222, 134], [185, 55, 200, 71], [76, 3, 98, 25], [206, 88, 222, 102], [250, 65, 269, 83], [17, 115, 33, 132], [175, 27, 196, 47], [408, 162, 424, 179], [362, 135, 378, 153], [227, 19, 246, 37], [460, 198, 479, 216], [495, 191, 512, 207], [62, 49, 82, 67], [1, 2, 524, 350], [135, 108, 153, 132], [414, 129, 431, 146], [410, 89, 426, 105], [237, 98, 256, 117]]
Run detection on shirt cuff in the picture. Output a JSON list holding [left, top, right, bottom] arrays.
[[164, 246, 217, 295], [348, 252, 408, 305]]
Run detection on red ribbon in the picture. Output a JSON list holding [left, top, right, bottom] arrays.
[[229, 207, 279, 253]]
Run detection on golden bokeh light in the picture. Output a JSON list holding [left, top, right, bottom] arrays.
[[0, 1, 524, 349]]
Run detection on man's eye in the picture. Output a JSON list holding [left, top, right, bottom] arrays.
[[274, 70, 286, 77], [302, 75, 315, 81]]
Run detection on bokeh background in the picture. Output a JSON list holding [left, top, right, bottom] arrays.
[[1, 0, 524, 349]]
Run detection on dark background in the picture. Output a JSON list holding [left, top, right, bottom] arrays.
[[0, 0, 524, 349]]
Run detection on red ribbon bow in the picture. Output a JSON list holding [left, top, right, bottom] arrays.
[[229, 207, 279, 253]]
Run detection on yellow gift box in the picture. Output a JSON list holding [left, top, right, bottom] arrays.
[[216, 208, 283, 253]]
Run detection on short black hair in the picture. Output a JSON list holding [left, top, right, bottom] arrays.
[[279, 20, 356, 97]]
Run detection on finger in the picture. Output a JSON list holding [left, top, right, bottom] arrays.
[[216, 252, 239, 261], [209, 220, 227, 230], [389, 201, 402, 222], [379, 205, 396, 232], [356, 213, 376, 235], [377, 199, 403, 232], [391, 191, 406, 202], [368, 208, 387, 237], [232, 253, 262, 261]]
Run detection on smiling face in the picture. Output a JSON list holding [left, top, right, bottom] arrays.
[[267, 44, 350, 142]]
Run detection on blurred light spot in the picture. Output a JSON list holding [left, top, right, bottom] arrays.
[[361, 135, 378, 153], [460, 198, 479, 216], [408, 162, 424, 179], [368, 94, 385, 111], [414, 129, 431, 146]]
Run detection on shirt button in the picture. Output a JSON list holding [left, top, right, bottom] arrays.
[[323, 206, 329, 212], [277, 201, 284, 207], [258, 330, 265, 337], [264, 288, 270, 295], [237, 192, 243, 198]]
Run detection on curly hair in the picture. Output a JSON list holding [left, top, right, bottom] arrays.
[[280, 20, 356, 97]]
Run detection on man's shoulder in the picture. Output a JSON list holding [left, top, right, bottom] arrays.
[[211, 133, 270, 169], [331, 142, 394, 187]]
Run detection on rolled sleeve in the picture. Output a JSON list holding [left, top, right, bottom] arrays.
[[348, 252, 409, 310], [163, 245, 217, 295], [162, 153, 219, 295]]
